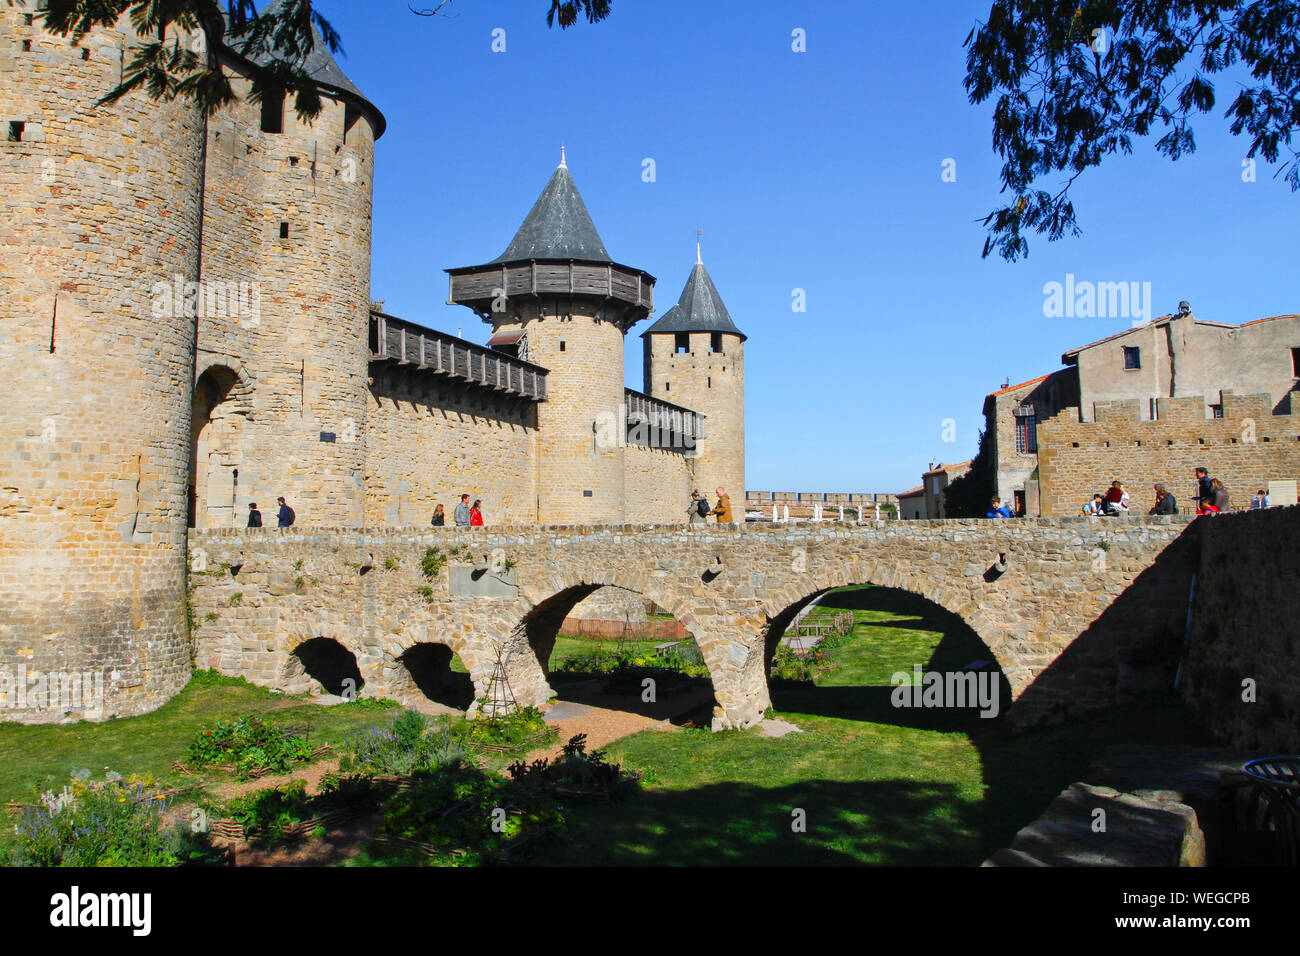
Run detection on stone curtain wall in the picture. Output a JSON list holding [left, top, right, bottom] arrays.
[[623, 444, 693, 524], [1037, 393, 1300, 517], [365, 368, 540, 527], [1181, 506, 1300, 751], [0, 8, 204, 722], [190, 517, 1197, 731]]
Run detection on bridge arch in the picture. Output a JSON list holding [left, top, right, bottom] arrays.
[[284, 636, 365, 698], [761, 564, 1017, 694]]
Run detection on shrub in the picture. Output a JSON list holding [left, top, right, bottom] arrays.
[[338, 710, 464, 777], [507, 733, 637, 799], [7, 777, 216, 867], [186, 715, 317, 779], [461, 706, 555, 751]]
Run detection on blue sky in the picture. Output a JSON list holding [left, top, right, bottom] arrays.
[[318, 0, 1297, 494]]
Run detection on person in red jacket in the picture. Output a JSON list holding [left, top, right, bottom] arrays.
[[469, 499, 484, 526]]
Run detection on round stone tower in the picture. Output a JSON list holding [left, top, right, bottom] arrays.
[[642, 247, 747, 503], [191, 22, 385, 530], [0, 7, 206, 721], [447, 154, 655, 524]]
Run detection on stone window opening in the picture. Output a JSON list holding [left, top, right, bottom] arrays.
[[1291, 347, 1300, 377], [7, 121, 24, 142], [279, 221, 289, 239], [1123, 346, 1141, 370], [260, 87, 284, 134], [81, 48, 89, 60], [710, 332, 723, 354], [675, 332, 689, 354], [21, 39, 31, 52], [559, 340, 566, 352], [24, 14, 33, 25]]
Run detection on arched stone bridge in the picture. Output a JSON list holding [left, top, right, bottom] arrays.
[[189, 516, 1200, 730]]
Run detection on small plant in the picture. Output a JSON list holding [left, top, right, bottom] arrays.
[[461, 706, 555, 752], [383, 557, 400, 571], [294, 576, 305, 590], [506, 733, 637, 800], [500, 557, 517, 572], [293, 558, 304, 571], [228, 592, 243, 607], [204, 612, 218, 623], [419, 585, 434, 601], [420, 547, 446, 580]]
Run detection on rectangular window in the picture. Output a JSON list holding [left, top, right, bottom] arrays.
[[710, 332, 723, 354], [1210, 404, 1224, 419], [1015, 414, 1037, 454], [1123, 346, 1141, 370], [260, 89, 284, 134], [675, 332, 689, 354], [1291, 347, 1300, 377], [7, 121, 24, 142]]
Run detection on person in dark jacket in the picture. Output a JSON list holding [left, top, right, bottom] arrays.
[[1148, 484, 1177, 515], [1209, 479, 1230, 514], [247, 502, 263, 528], [1193, 467, 1213, 511], [431, 504, 445, 526], [276, 497, 295, 527]]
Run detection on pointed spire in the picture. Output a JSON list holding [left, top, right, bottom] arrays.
[[642, 248, 746, 341], [492, 159, 611, 263]]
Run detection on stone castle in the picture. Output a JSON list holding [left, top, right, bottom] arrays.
[[0, 10, 745, 722]]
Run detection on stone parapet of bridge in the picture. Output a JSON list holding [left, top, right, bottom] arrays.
[[188, 515, 1199, 731]]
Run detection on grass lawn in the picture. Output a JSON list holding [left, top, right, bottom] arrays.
[[529, 585, 1213, 866], [0, 672, 398, 804]]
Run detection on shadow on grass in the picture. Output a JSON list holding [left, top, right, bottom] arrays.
[[532, 775, 983, 866]]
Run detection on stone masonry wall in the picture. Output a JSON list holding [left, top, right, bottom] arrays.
[[1181, 506, 1300, 751], [190, 516, 1198, 731], [623, 443, 693, 524], [0, 8, 203, 722], [1038, 392, 1300, 517], [365, 366, 539, 527]]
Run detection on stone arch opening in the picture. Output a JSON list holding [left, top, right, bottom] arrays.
[[763, 584, 1011, 728], [391, 642, 476, 712], [189, 363, 250, 529], [519, 583, 716, 725], [287, 637, 365, 698]]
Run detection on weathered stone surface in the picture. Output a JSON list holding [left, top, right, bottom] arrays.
[[188, 516, 1198, 730]]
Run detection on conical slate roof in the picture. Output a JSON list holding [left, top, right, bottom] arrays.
[[219, 12, 385, 137], [643, 258, 745, 341], [493, 160, 611, 263]]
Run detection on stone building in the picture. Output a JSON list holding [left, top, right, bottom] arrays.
[[921, 461, 971, 518], [0, 10, 745, 722], [977, 310, 1300, 516]]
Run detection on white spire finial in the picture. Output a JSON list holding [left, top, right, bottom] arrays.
[[696, 229, 702, 264], [559, 144, 567, 168]]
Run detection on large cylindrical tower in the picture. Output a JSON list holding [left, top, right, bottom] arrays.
[[447, 156, 654, 524], [642, 251, 747, 503], [0, 6, 206, 721], [192, 25, 384, 530]]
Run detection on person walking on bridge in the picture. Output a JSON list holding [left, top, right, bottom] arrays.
[[454, 493, 471, 528], [687, 490, 709, 526], [709, 487, 734, 524]]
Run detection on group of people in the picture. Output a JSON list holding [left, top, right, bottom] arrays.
[[1079, 466, 1251, 517], [687, 488, 734, 525], [431, 494, 484, 527], [247, 497, 295, 528]]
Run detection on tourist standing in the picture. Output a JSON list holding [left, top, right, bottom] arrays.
[[431, 503, 445, 526], [454, 494, 471, 528], [986, 497, 1012, 518], [276, 497, 295, 527], [1251, 489, 1270, 510], [687, 490, 709, 526], [469, 499, 484, 527], [709, 487, 734, 524], [1193, 467, 1214, 511], [247, 502, 263, 528]]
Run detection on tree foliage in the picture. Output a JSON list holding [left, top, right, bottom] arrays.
[[942, 428, 996, 518], [965, 0, 1300, 260], [41, 0, 613, 121]]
